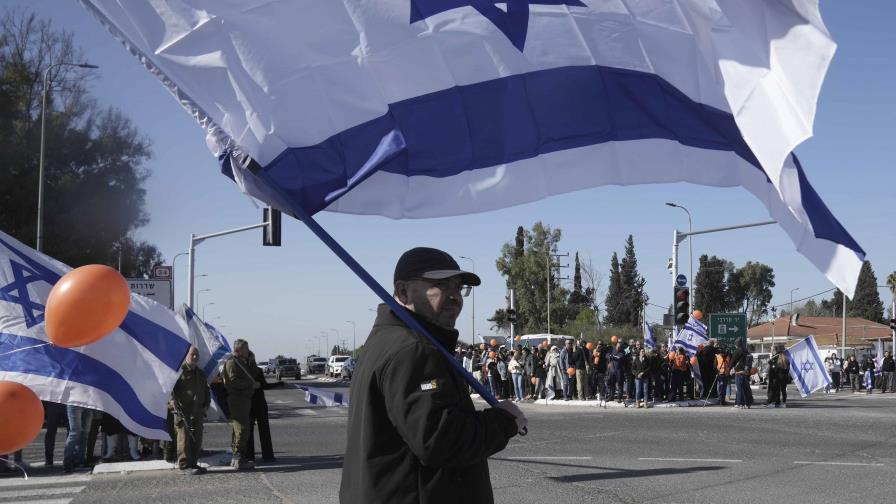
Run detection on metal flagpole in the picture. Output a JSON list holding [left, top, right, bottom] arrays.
[[253, 172, 524, 432]]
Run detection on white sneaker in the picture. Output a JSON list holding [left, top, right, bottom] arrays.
[[781, 403, 787, 408]]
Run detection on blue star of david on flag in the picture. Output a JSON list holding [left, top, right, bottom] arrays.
[[0, 237, 61, 328], [410, 0, 587, 51]]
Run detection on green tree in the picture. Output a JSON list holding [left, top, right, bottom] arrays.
[[693, 255, 734, 316], [0, 9, 160, 268], [493, 222, 569, 333], [846, 260, 884, 322], [618, 235, 647, 326], [566, 252, 589, 321], [603, 252, 623, 325], [728, 261, 775, 326], [112, 236, 163, 278]]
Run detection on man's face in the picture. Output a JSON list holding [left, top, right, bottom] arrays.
[[396, 277, 464, 329], [566, 341, 573, 351], [186, 347, 199, 368], [236, 345, 250, 360]]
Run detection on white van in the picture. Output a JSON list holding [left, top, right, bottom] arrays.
[[327, 355, 351, 377]]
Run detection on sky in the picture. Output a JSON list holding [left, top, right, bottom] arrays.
[[8, 1, 896, 361]]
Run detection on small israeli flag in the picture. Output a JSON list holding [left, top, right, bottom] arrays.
[[299, 385, 348, 407], [643, 321, 656, 349], [785, 335, 832, 398]]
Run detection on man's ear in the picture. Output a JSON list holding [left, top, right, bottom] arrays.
[[394, 280, 410, 305]]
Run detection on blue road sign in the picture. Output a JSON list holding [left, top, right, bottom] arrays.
[[676, 274, 687, 287]]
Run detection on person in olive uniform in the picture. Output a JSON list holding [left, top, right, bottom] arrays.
[[222, 339, 259, 469], [170, 346, 211, 474], [339, 247, 526, 504]]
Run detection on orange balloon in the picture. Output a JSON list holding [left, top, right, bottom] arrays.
[[693, 310, 703, 320], [611, 335, 619, 345], [750, 367, 758, 376], [45, 265, 130, 348], [530, 377, 537, 385], [566, 367, 576, 377], [479, 343, 486, 351], [585, 342, 594, 351], [488, 351, 496, 359], [490, 338, 498, 347], [514, 335, 521, 342], [0, 382, 44, 454]]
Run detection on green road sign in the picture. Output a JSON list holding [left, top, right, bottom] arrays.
[[708, 313, 747, 351]]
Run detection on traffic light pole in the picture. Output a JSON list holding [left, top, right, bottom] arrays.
[[671, 219, 776, 334]]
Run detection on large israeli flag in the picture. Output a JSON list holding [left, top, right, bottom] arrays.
[[80, 0, 864, 297], [785, 335, 831, 398], [0, 230, 191, 440], [643, 320, 655, 349]]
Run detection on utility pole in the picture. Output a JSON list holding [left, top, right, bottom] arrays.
[[509, 288, 515, 341]]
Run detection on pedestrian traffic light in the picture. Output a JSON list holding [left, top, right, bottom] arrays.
[[674, 286, 689, 326], [506, 309, 517, 324], [263, 207, 281, 246], [890, 318, 896, 331]]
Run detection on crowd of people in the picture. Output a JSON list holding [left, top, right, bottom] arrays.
[[456, 337, 811, 409], [824, 351, 895, 394], [2, 339, 277, 476]]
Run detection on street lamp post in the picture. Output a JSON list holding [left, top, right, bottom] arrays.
[[346, 320, 356, 357], [458, 256, 475, 342], [665, 202, 693, 306], [37, 62, 99, 252], [202, 302, 215, 320]]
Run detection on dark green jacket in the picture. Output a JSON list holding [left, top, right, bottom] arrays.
[[339, 305, 518, 504], [222, 356, 257, 399], [172, 364, 210, 414]]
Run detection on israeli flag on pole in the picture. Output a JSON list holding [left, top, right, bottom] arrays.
[[81, 0, 864, 298], [0, 230, 191, 440], [785, 335, 832, 398], [177, 304, 231, 381], [643, 320, 656, 350], [672, 316, 709, 357]]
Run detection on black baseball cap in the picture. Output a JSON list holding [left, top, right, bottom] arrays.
[[393, 247, 481, 286]]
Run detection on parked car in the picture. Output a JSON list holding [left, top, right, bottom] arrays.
[[341, 358, 356, 380], [259, 363, 271, 375], [327, 355, 351, 377], [271, 357, 301, 380], [308, 357, 327, 375]]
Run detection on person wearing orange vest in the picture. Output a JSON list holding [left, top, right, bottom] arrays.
[[670, 348, 689, 402], [715, 349, 732, 406]]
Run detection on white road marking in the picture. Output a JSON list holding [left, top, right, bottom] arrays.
[[505, 456, 593, 460], [639, 457, 742, 463], [295, 409, 319, 416], [0, 475, 90, 488], [6, 499, 73, 504], [794, 461, 885, 467], [0, 486, 85, 498]]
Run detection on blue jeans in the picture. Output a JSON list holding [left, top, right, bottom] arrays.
[[717, 375, 730, 404], [64, 406, 94, 469], [488, 375, 500, 398], [634, 377, 650, 403], [735, 374, 747, 406], [512, 373, 524, 400], [561, 374, 570, 398]]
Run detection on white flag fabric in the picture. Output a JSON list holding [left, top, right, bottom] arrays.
[[299, 385, 349, 408], [176, 304, 232, 382], [80, 0, 863, 297], [0, 230, 191, 440], [785, 335, 832, 398]]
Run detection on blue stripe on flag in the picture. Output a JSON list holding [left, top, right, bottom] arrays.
[[334, 392, 343, 405], [203, 345, 230, 378], [246, 64, 863, 260], [255, 64, 762, 213], [0, 333, 167, 431], [120, 311, 191, 371]]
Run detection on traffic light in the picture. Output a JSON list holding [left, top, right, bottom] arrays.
[[506, 309, 517, 324], [890, 318, 896, 331], [263, 207, 281, 246], [674, 286, 690, 326]]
